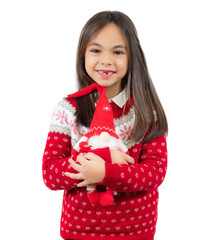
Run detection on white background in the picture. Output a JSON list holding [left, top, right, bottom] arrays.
[[0, 0, 199, 239]]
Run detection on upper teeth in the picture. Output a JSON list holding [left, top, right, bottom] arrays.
[[98, 71, 113, 75]]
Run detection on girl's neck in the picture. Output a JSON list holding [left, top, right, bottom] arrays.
[[105, 84, 122, 99]]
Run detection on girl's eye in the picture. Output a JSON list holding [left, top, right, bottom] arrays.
[[90, 49, 100, 53], [114, 50, 124, 55]]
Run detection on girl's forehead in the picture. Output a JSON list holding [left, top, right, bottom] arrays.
[[88, 23, 127, 48]]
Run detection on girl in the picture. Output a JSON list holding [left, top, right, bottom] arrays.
[[42, 11, 168, 240]]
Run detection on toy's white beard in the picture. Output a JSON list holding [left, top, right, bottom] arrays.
[[88, 135, 127, 152]]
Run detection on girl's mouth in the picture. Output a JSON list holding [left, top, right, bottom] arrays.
[[97, 70, 116, 78]]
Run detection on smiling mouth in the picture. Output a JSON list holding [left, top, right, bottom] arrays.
[[97, 70, 116, 75]]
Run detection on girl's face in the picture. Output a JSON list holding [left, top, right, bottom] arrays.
[[85, 23, 128, 98]]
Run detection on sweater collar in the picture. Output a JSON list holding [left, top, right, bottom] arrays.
[[109, 89, 126, 108]]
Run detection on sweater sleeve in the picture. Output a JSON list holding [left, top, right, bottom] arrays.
[[42, 100, 80, 191], [98, 134, 167, 193]]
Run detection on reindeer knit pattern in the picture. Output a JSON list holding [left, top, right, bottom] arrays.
[[42, 96, 167, 240]]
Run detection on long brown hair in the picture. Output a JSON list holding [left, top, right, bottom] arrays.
[[75, 11, 168, 142]]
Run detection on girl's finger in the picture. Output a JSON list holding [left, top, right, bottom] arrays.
[[77, 180, 88, 187], [69, 159, 82, 172], [77, 153, 90, 165], [125, 154, 135, 164], [64, 172, 84, 180], [84, 152, 98, 161]]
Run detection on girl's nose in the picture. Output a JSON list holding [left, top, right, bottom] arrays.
[[100, 53, 112, 66]]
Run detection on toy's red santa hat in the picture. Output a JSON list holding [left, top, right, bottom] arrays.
[[68, 83, 119, 140]]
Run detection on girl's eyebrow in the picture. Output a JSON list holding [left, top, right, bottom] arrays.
[[88, 42, 127, 49], [113, 44, 127, 49], [88, 42, 101, 47]]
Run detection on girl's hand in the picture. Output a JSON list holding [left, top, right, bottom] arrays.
[[110, 150, 134, 166], [65, 153, 105, 187]]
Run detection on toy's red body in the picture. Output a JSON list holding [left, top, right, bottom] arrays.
[[68, 83, 129, 206]]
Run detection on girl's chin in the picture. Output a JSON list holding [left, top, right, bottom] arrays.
[[92, 79, 114, 87]]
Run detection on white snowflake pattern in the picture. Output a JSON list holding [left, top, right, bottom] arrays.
[[70, 119, 78, 135], [103, 105, 111, 111], [119, 125, 132, 141], [54, 110, 68, 125]]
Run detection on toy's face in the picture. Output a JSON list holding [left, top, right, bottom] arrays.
[[98, 132, 111, 143], [73, 131, 128, 153], [88, 131, 128, 152]]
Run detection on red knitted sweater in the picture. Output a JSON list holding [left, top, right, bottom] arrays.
[[42, 96, 167, 240]]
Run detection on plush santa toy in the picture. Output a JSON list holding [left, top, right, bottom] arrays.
[[68, 83, 129, 206]]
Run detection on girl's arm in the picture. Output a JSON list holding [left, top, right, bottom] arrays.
[[42, 100, 79, 191], [42, 132, 79, 191], [98, 134, 167, 193], [65, 135, 167, 192]]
